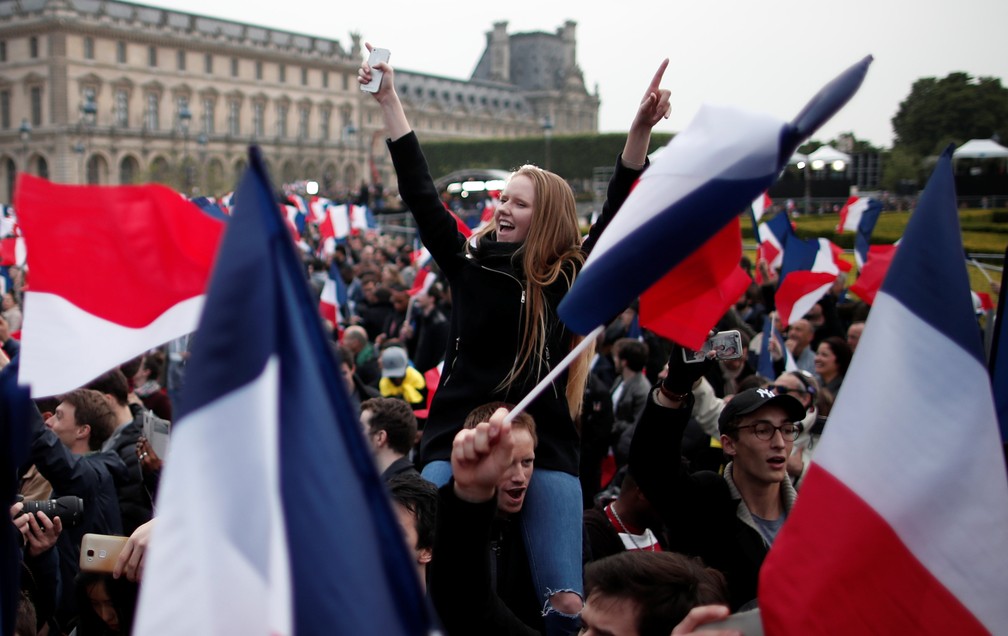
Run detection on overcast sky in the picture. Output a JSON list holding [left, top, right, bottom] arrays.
[[143, 0, 1007, 148]]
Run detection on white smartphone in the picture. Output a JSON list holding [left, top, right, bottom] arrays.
[[361, 48, 391, 93]]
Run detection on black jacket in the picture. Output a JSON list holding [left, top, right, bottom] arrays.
[[389, 132, 644, 475], [104, 404, 163, 535], [629, 392, 775, 611], [430, 484, 542, 636], [27, 405, 127, 624]]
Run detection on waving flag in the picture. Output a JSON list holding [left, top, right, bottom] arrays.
[[318, 261, 348, 332], [760, 147, 1008, 634], [756, 211, 793, 272], [774, 236, 845, 328], [134, 147, 435, 636], [15, 176, 225, 397], [751, 192, 773, 223], [836, 195, 881, 233], [756, 314, 797, 379], [559, 56, 873, 343], [848, 243, 898, 305]]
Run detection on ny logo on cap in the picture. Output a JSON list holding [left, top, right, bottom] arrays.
[[757, 388, 775, 399]]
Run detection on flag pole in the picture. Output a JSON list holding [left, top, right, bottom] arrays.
[[970, 257, 995, 285], [503, 324, 604, 424]]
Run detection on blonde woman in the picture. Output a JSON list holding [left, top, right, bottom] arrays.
[[361, 46, 670, 634]]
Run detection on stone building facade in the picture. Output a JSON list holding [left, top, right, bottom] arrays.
[[0, 0, 599, 202]]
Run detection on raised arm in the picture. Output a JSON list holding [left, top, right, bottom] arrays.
[[358, 44, 466, 273], [358, 42, 411, 142], [584, 59, 672, 253], [622, 58, 672, 168]]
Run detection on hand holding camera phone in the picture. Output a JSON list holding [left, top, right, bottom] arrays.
[[361, 47, 391, 93], [682, 330, 743, 364]]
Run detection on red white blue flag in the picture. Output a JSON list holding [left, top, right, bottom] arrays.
[[774, 236, 846, 328], [558, 56, 872, 345], [134, 147, 436, 636], [760, 147, 1008, 634]]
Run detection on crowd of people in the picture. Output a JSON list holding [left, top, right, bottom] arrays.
[[4, 47, 997, 636]]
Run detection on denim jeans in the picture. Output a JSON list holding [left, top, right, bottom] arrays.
[[421, 461, 583, 635]]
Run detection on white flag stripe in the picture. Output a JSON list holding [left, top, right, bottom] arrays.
[[815, 292, 1008, 631], [19, 292, 204, 396], [135, 357, 293, 636]]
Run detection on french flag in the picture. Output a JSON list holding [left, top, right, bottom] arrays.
[[134, 148, 436, 636], [849, 243, 898, 305], [559, 57, 873, 348], [759, 147, 1008, 634], [751, 191, 773, 223], [774, 236, 847, 328], [756, 315, 797, 379], [14, 176, 225, 397], [756, 211, 793, 272], [837, 196, 884, 268], [836, 195, 882, 233]]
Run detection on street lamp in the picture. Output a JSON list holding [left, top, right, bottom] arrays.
[[18, 118, 31, 173], [196, 131, 208, 194], [74, 141, 86, 183], [78, 94, 97, 183], [541, 115, 554, 171], [178, 104, 192, 192]]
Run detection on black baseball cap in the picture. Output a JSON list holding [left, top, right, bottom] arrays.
[[718, 387, 807, 434]]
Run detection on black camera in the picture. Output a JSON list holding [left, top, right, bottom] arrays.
[[15, 496, 84, 527]]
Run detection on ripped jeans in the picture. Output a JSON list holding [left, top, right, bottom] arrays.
[[422, 461, 583, 635]]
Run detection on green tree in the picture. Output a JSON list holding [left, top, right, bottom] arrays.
[[892, 72, 1008, 156]]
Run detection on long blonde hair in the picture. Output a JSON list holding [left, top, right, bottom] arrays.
[[467, 165, 592, 419]]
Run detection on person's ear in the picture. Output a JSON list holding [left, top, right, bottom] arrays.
[[374, 429, 388, 448], [77, 423, 91, 441], [417, 547, 433, 565], [720, 434, 737, 457]]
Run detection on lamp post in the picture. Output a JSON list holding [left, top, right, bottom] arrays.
[[79, 94, 97, 184], [541, 115, 554, 171], [74, 141, 86, 183], [18, 118, 31, 174], [196, 131, 208, 195], [178, 104, 192, 193]]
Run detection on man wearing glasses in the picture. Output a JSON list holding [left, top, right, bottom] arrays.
[[630, 352, 806, 611], [767, 370, 825, 487]]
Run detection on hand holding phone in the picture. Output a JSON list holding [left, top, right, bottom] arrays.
[[683, 330, 744, 364], [361, 48, 391, 93], [80, 533, 129, 574]]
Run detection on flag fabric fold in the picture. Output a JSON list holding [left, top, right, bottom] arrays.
[[134, 147, 435, 636], [558, 56, 872, 340], [759, 147, 1008, 634], [15, 176, 225, 397]]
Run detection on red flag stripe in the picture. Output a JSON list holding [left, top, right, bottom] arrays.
[[761, 466, 986, 635]]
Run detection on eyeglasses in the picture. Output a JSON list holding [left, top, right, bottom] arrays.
[[736, 422, 801, 441], [766, 384, 804, 396]]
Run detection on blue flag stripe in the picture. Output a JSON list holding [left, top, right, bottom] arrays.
[[560, 174, 775, 334]]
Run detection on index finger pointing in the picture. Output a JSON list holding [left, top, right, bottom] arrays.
[[647, 58, 669, 93]]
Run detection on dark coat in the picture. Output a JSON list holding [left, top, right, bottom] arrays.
[[389, 132, 644, 475], [104, 404, 164, 534], [27, 405, 127, 625], [430, 484, 542, 636], [629, 393, 776, 611]]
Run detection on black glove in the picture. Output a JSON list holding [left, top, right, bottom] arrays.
[[663, 341, 714, 395]]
